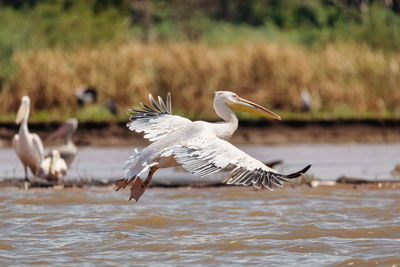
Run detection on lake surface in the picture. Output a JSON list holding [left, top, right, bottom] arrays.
[[0, 186, 399, 266], [1, 143, 400, 265], [1, 143, 400, 182]]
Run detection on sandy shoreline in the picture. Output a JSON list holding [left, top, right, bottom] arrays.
[[1, 176, 399, 191]]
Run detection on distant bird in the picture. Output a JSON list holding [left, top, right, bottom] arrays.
[[39, 150, 68, 182], [75, 86, 98, 106], [75, 86, 118, 115], [12, 96, 44, 181], [47, 118, 78, 167], [300, 89, 313, 112], [116, 91, 311, 201]]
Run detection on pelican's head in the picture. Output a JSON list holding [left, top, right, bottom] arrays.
[[15, 96, 31, 125], [67, 118, 79, 131], [214, 91, 281, 120], [50, 150, 61, 159]]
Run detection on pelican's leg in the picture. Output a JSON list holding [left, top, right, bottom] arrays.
[[129, 166, 158, 202], [24, 165, 29, 182], [34, 168, 39, 181]]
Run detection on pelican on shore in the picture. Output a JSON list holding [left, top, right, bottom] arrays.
[[47, 118, 78, 167], [116, 91, 311, 201], [12, 96, 44, 181], [39, 150, 68, 182]]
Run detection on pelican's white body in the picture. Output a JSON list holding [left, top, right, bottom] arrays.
[[122, 91, 309, 195], [40, 150, 68, 181], [12, 96, 44, 179], [125, 93, 239, 179]]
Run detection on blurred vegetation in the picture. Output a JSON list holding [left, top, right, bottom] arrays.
[[0, 0, 400, 121]]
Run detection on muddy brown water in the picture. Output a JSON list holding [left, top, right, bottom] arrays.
[[0, 186, 399, 266], [1, 143, 400, 265]]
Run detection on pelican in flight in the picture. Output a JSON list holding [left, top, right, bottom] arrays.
[[117, 91, 311, 201], [12, 96, 44, 181], [40, 150, 68, 182], [47, 118, 78, 167]]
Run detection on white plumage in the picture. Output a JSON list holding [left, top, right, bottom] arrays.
[[12, 96, 44, 181], [117, 91, 311, 201], [40, 150, 68, 182]]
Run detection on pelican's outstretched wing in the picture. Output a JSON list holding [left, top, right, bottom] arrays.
[[162, 135, 310, 190], [127, 93, 191, 141], [47, 118, 78, 142]]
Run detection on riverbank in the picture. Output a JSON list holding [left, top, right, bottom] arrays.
[[2, 41, 400, 118]]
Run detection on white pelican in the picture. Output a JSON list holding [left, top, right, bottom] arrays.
[[47, 118, 78, 167], [116, 91, 311, 201], [39, 150, 68, 182], [12, 96, 44, 181]]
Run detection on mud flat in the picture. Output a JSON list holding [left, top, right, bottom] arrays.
[[1, 176, 400, 191]]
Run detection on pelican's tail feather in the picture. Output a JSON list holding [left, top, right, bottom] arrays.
[[117, 148, 157, 191]]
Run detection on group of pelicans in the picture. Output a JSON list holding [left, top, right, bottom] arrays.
[[12, 96, 78, 182], [12, 91, 311, 202]]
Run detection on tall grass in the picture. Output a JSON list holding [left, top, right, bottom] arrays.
[[1, 41, 399, 120]]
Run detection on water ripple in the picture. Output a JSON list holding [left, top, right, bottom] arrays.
[[0, 186, 399, 266]]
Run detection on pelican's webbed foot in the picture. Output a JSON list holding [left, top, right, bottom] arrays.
[[129, 178, 146, 201], [115, 178, 128, 191]]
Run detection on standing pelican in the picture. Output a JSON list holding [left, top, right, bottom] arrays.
[[116, 91, 311, 201], [39, 150, 68, 182], [47, 118, 78, 167], [12, 96, 44, 181]]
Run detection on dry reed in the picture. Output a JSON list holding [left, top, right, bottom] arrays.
[[1, 41, 399, 119]]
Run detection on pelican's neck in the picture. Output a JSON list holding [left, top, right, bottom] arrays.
[[65, 126, 76, 146], [65, 132, 73, 146], [18, 107, 30, 136], [213, 99, 238, 140]]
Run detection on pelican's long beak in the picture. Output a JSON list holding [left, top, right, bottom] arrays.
[[49, 156, 54, 175], [15, 104, 28, 124], [229, 97, 281, 120]]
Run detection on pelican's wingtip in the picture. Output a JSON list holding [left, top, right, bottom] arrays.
[[302, 164, 312, 173], [286, 164, 311, 179]]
